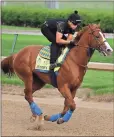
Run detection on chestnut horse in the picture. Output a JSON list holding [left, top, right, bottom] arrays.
[[1, 24, 113, 129]]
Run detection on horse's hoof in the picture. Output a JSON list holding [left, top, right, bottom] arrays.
[[37, 124, 43, 131], [57, 118, 64, 124], [44, 115, 50, 121], [30, 115, 37, 123]]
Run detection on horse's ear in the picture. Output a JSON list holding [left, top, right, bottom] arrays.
[[97, 23, 100, 28], [94, 19, 101, 25], [82, 23, 86, 27], [93, 19, 101, 28]]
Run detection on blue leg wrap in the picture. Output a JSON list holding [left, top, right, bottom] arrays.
[[62, 109, 73, 122], [49, 113, 62, 122], [30, 102, 42, 116]]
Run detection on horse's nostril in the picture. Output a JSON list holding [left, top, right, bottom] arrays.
[[107, 49, 111, 52]]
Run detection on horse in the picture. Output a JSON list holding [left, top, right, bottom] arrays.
[[1, 24, 113, 129]]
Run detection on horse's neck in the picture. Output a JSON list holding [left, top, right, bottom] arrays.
[[70, 34, 91, 67], [71, 47, 90, 66]]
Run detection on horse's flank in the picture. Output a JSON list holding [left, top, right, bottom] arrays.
[[1, 45, 42, 76]]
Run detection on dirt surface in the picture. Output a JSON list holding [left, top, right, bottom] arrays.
[[2, 84, 114, 136], [2, 84, 114, 102]]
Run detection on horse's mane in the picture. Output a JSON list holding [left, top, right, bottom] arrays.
[[74, 26, 88, 41], [74, 24, 100, 42], [73, 24, 98, 58]]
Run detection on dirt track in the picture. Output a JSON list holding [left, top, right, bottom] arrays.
[[2, 85, 114, 136]]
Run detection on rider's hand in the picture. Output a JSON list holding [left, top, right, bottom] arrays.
[[70, 40, 75, 45]]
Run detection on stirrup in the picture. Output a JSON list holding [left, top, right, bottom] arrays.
[[49, 63, 57, 70]]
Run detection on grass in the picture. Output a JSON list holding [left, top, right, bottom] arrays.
[[1, 70, 114, 95], [1, 74, 24, 86], [82, 70, 114, 95], [1, 34, 50, 56], [1, 34, 114, 63]]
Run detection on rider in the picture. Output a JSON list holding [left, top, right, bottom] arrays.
[[41, 10, 82, 69]]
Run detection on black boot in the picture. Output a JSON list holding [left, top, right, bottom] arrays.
[[50, 43, 59, 70], [50, 63, 57, 70]]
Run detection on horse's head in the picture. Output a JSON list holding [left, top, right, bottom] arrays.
[[75, 24, 113, 56]]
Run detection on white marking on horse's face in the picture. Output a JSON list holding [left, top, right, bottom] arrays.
[[99, 32, 113, 56]]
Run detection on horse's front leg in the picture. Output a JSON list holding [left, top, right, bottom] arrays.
[[61, 86, 77, 116], [57, 85, 77, 124], [44, 84, 76, 123]]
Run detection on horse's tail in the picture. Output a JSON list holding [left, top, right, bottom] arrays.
[[1, 54, 16, 77]]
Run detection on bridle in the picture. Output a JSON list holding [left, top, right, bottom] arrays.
[[74, 24, 106, 70], [88, 24, 106, 52], [75, 25, 106, 51]]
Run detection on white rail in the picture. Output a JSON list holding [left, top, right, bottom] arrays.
[[2, 30, 114, 38], [88, 62, 114, 71]]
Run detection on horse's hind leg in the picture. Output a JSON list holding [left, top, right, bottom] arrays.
[[30, 73, 45, 130], [32, 72, 45, 92], [14, 63, 44, 129], [14, 62, 34, 103], [19, 72, 45, 130]]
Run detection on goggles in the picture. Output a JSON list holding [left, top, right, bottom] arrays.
[[72, 20, 81, 25]]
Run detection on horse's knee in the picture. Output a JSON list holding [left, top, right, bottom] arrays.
[[24, 95, 28, 101], [24, 88, 33, 102], [25, 95, 33, 103], [68, 100, 76, 111]]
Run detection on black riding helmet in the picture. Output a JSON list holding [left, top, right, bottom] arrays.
[[68, 10, 81, 25]]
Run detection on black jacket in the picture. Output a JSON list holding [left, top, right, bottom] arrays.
[[43, 18, 75, 35]]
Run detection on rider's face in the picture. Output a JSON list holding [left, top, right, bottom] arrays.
[[68, 21, 78, 30]]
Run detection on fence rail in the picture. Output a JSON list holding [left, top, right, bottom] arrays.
[[2, 30, 114, 38], [87, 62, 114, 71]]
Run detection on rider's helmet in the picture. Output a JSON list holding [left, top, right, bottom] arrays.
[[68, 10, 82, 25]]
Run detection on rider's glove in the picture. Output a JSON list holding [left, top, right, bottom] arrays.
[[69, 40, 75, 45]]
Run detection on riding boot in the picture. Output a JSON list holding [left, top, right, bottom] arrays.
[[50, 43, 59, 70]]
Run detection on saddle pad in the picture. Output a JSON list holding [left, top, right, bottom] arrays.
[[35, 47, 70, 73], [39, 46, 50, 60], [35, 55, 50, 72]]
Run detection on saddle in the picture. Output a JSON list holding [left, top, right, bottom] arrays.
[[35, 46, 70, 73]]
